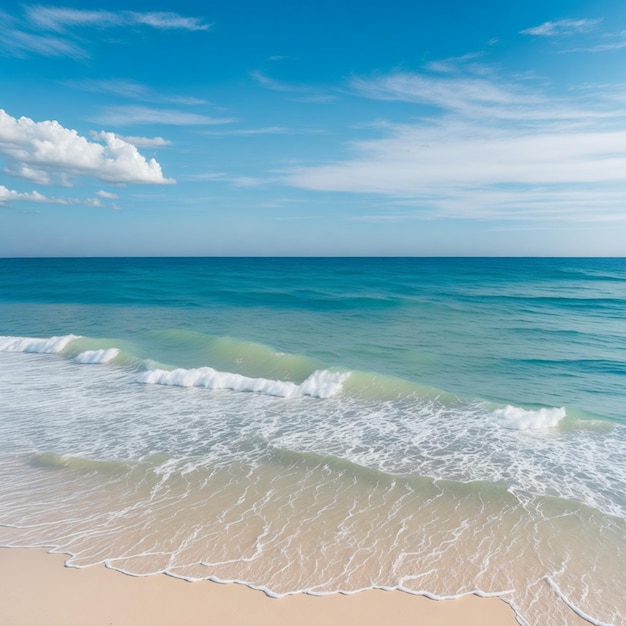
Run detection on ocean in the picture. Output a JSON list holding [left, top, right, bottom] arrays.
[[0, 257, 624, 626]]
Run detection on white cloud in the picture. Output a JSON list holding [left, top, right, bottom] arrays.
[[350, 73, 544, 120], [93, 105, 234, 126], [566, 30, 626, 52], [125, 11, 211, 31], [202, 126, 326, 136], [0, 185, 50, 205], [96, 190, 118, 199], [118, 135, 171, 147], [521, 18, 601, 37], [252, 71, 336, 103], [423, 52, 485, 74], [26, 7, 119, 30], [0, 109, 173, 185], [0, 6, 210, 58], [190, 171, 269, 187], [284, 70, 626, 222], [89, 130, 171, 147], [0, 17, 86, 58], [66, 79, 207, 106], [25, 6, 211, 32]]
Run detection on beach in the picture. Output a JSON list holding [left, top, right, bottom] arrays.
[[0, 548, 520, 626], [0, 258, 624, 626]]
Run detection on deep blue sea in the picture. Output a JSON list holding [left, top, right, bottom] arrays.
[[0, 257, 624, 626]]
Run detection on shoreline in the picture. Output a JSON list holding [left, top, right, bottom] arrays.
[[0, 547, 520, 626]]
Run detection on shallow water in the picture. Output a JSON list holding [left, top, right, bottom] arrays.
[[0, 257, 624, 626]]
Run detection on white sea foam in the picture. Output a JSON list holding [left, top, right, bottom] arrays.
[[493, 405, 566, 430], [0, 334, 79, 354], [137, 366, 349, 399], [73, 348, 120, 364]]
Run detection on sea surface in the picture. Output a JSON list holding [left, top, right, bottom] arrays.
[[0, 257, 624, 626]]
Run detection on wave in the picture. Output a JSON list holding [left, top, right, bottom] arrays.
[[492, 405, 566, 430], [74, 348, 120, 364], [0, 332, 574, 427], [137, 367, 349, 399], [0, 334, 80, 354]]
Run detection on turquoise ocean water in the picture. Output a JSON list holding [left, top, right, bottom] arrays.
[[0, 258, 624, 625]]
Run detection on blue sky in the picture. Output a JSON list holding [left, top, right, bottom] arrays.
[[1, 0, 626, 256]]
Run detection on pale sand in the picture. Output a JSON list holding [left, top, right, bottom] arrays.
[[0, 548, 519, 626]]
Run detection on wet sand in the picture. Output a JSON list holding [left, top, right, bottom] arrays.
[[0, 548, 519, 626]]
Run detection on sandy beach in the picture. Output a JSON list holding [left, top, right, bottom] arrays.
[[0, 548, 519, 626]]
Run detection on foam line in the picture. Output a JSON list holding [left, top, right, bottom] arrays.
[[493, 405, 566, 430], [137, 366, 349, 399], [0, 334, 79, 354], [73, 348, 120, 364]]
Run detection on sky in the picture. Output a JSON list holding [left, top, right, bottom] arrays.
[[1, 0, 626, 256]]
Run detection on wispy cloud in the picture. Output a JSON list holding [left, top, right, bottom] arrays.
[[252, 71, 336, 103], [423, 52, 485, 74], [0, 5, 210, 59], [0, 12, 85, 58], [25, 6, 211, 32], [350, 72, 545, 120], [521, 18, 601, 37], [203, 126, 289, 136], [65, 78, 207, 106], [566, 30, 626, 52], [284, 68, 626, 222], [251, 71, 307, 93], [0, 109, 174, 185], [190, 172, 271, 187], [202, 126, 326, 136], [117, 135, 171, 147], [92, 105, 234, 126]]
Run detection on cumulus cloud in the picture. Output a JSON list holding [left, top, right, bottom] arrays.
[[0, 185, 47, 203], [521, 18, 601, 37], [0, 109, 173, 185]]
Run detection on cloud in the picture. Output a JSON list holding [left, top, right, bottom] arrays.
[[0, 6, 210, 58], [90, 130, 171, 147], [25, 6, 211, 32], [117, 135, 171, 147], [190, 172, 270, 187], [423, 52, 485, 74], [96, 190, 118, 199], [350, 72, 544, 120], [93, 105, 234, 126], [0, 16, 86, 58], [0, 184, 123, 209], [349, 71, 622, 122], [65, 79, 207, 106], [566, 30, 626, 52], [283, 70, 626, 222], [252, 71, 336, 102], [125, 11, 210, 31], [202, 126, 326, 136], [0, 185, 55, 204], [0, 109, 173, 185], [521, 18, 601, 37], [208, 126, 289, 135]]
